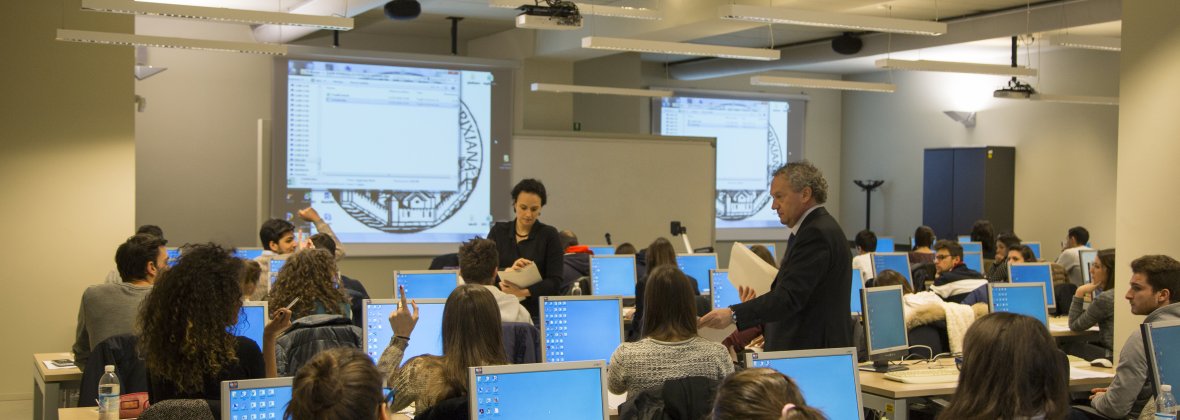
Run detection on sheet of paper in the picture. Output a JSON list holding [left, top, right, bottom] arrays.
[[728, 242, 777, 296], [42, 360, 75, 370], [698, 324, 737, 342], [1069, 366, 1115, 379], [498, 262, 542, 288]]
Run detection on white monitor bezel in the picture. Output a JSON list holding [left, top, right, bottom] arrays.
[[220, 377, 294, 420], [538, 295, 624, 363], [1007, 262, 1056, 309], [987, 282, 1050, 325], [588, 255, 637, 298], [743, 347, 865, 419], [860, 285, 909, 356], [467, 360, 609, 419]]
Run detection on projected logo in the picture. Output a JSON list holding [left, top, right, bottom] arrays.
[[330, 101, 483, 233], [715, 127, 782, 220]]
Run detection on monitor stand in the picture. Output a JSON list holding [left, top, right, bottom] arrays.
[[858, 360, 908, 373]]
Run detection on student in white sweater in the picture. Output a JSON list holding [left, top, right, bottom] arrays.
[[458, 238, 533, 324], [608, 265, 733, 396]]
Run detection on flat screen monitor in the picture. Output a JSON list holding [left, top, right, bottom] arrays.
[[875, 237, 895, 253], [230, 302, 267, 348], [850, 269, 864, 315], [469, 360, 608, 419], [676, 254, 718, 294], [1079, 249, 1099, 285], [589, 256, 636, 298], [221, 377, 293, 420], [957, 235, 972, 243], [962, 252, 984, 273], [165, 247, 181, 267], [961, 242, 983, 254], [362, 298, 446, 365], [235, 248, 265, 260], [1143, 319, 1180, 398], [540, 296, 623, 364], [861, 285, 908, 372], [1025, 242, 1042, 259], [746, 243, 777, 264], [587, 245, 616, 256], [746, 348, 865, 420], [870, 252, 912, 285], [1008, 263, 1056, 309], [393, 270, 461, 300], [988, 283, 1049, 326], [710, 270, 740, 310], [267, 255, 288, 286]]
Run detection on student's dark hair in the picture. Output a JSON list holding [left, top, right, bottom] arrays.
[[458, 238, 498, 285], [242, 260, 262, 287], [285, 347, 382, 420], [938, 312, 1069, 420], [711, 368, 827, 420], [1008, 245, 1037, 263], [559, 230, 578, 250], [269, 249, 348, 319], [138, 243, 245, 394], [115, 234, 168, 281], [310, 233, 336, 255], [135, 224, 165, 240], [260, 218, 295, 249], [996, 231, 1022, 251], [431, 285, 507, 401], [1068, 226, 1090, 247], [874, 270, 912, 294], [1130, 255, 1180, 304], [615, 242, 637, 255], [970, 220, 996, 255], [749, 245, 776, 266], [511, 178, 547, 206], [934, 240, 963, 259], [914, 226, 935, 249], [854, 230, 877, 253], [1096, 249, 1116, 292], [641, 265, 699, 342], [645, 237, 678, 270]]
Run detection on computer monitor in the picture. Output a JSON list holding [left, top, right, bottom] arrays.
[[962, 252, 984, 273], [393, 270, 461, 300], [860, 285, 909, 372], [589, 255, 636, 298], [221, 377, 293, 420], [710, 270, 740, 310], [988, 283, 1049, 326], [469, 360, 608, 419], [745, 348, 865, 420], [165, 247, 181, 267], [234, 247, 264, 260], [875, 237, 895, 253], [267, 255, 288, 286], [540, 296, 623, 364], [676, 253, 718, 294], [957, 235, 972, 243], [586, 245, 615, 256], [1008, 263, 1056, 310], [1025, 242, 1042, 259], [230, 302, 267, 347], [362, 298, 446, 365], [746, 243, 777, 264], [1079, 249, 1099, 285], [850, 269, 864, 315], [869, 252, 913, 285], [960, 241, 983, 254], [1143, 319, 1180, 398]]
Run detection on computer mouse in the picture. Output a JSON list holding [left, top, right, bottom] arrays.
[[1091, 358, 1113, 368]]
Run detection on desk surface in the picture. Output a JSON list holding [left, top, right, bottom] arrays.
[[35, 353, 82, 382], [859, 362, 1114, 399], [1049, 316, 1099, 338]]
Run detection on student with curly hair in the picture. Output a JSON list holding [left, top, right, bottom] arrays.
[[139, 243, 291, 404], [711, 368, 826, 420], [267, 249, 362, 376], [285, 347, 387, 420]]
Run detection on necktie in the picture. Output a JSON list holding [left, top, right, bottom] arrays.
[[787, 233, 796, 252]]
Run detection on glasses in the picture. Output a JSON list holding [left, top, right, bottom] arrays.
[[935, 254, 951, 260]]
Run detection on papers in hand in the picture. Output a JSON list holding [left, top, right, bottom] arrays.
[[498, 262, 542, 288], [698, 324, 737, 342], [728, 242, 777, 296]]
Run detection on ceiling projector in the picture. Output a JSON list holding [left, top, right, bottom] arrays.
[[515, 0, 582, 29], [993, 78, 1035, 99]]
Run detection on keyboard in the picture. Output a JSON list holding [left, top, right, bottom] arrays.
[[883, 368, 960, 384]]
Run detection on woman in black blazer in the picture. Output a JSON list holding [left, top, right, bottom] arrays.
[[486, 178, 563, 322]]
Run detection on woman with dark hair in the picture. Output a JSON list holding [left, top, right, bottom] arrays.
[[285, 347, 387, 420], [909, 226, 937, 264], [629, 237, 701, 341], [267, 249, 351, 320], [139, 243, 291, 403], [988, 232, 1023, 282], [938, 313, 1069, 420], [486, 178, 563, 323], [1068, 249, 1117, 358], [608, 266, 732, 396], [970, 220, 996, 259], [377, 284, 507, 415], [1006, 245, 1038, 264], [711, 368, 826, 420]]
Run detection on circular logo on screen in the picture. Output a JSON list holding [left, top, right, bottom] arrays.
[[715, 126, 782, 221], [330, 101, 483, 233]]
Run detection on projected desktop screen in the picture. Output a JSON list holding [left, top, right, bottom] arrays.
[[364, 300, 445, 365], [963, 252, 984, 273], [471, 363, 606, 419], [273, 58, 514, 250], [961, 242, 983, 254], [1009, 264, 1056, 308], [870, 253, 912, 285], [587, 246, 615, 256], [590, 256, 636, 297], [989, 284, 1048, 325], [541, 297, 622, 363], [863, 287, 907, 354], [1146, 321, 1180, 396], [875, 238, 895, 253], [230, 304, 266, 347], [677, 254, 717, 294], [711, 270, 740, 309], [394, 271, 459, 300], [1080, 250, 1098, 285], [747, 350, 863, 420], [223, 379, 293, 420], [850, 269, 863, 314]]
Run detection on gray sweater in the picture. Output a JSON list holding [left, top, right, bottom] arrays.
[[1069, 290, 1115, 357], [1092, 302, 1180, 418], [72, 282, 152, 369], [607, 337, 733, 396]]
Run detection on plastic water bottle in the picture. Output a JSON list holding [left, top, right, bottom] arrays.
[[98, 365, 120, 420], [1158, 384, 1178, 420], [570, 282, 583, 295]]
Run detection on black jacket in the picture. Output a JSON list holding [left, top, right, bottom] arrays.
[[487, 220, 564, 320], [275, 314, 363, 376], [933, 263, 985, 286]]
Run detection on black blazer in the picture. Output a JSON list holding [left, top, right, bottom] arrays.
[[487, 220, 564, 320], [731, 207, 854, 351]]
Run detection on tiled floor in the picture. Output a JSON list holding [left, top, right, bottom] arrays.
[[0, 399, 32, 419]]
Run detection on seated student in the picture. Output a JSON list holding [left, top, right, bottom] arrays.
[[140, 243, 291, 403], [970, 219, 997, 261], [267, 249, 361, 376], [630, 238, 700, 341], [285, 347, 388, 420], [988, 232, 1022, 282], [1008, 244, 1037, 264], [711, 368, 826, 420], [458, 238, 532, 324], [74, 234, 167, 370], [310, 233, 367, 325], [377, 284, 507, 415], [873, 270, 942, 311], [254, 207, 345, 299], [850, 230, 877, 284], [749, 245, 776, 267], [933, 240, 985, 286], [241, 260, 261, 300], [104, 225, 166, 284], [909, 225, 937, 265], [1076, 255, 1180, 419], [1068, 249, 1116, 359], [938, 312, 1069, 420], [560, 229, 591, 293], [960, 246, 1046, 307], [616, 242, 637, 255], [1056, 226, 1094, 286], [609, 265, 733, 396]]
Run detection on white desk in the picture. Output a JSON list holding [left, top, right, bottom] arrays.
[[35, 353, 82, 420]]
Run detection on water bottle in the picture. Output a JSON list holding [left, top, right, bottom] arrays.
[[98, 365, 120, 420], [571, 282, 583, 295], [1158, 384, 1178, 420]]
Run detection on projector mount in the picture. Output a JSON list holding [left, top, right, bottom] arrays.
[[517, 0, 582, 27]]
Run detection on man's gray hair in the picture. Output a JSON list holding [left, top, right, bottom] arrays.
[[773, 161, 828, 204]]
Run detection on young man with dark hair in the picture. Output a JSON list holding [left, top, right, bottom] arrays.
[[1078, 254, 1180, 419], [74, 234, 168, 370], [1056, 226, 1094, 286], [933, 240, 984, 286], [104, 224, 167, 284], [254, 207, 344, 300], [459, 238, 532, 324], [850, 229, 877, 284]]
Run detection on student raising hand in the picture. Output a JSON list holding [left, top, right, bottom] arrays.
[[389, 286, 419, 338]]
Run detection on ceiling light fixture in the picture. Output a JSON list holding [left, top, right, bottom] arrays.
[[1049, 34, 1121, 52], [875, 58, 1037, 77], [943, 111, 977, 128], [56, 29, 288, 55], [80, 0, 353, 30], [582, 36, 780, 61], [489, 0, 661, 20], [751, 75, 896, 93], [530, 83, 673, 97], [515, 14, 582, 30], [719, 4, 946, 36]]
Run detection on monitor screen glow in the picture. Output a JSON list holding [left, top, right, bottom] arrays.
[[224, 380, 293, 420], [541, 297, 622, 364], [235, 248, 265, 260], [961, 242, 983, 254], [1146, 321, 1180, 397], [364, 300, 445, 365], [863, 286, 907, 355], [963, 252, 984, 273], [676, 254, 718, 294], [711, 270, 740, 310], [747, 350, 863, 420], [989, 284, 1048, 326], [395, 272, 459, 300], [1009, 264, 1056, 308], [850, 269, 863, 314], [587, 246, 616, 256], [1079, 250, 1099, 285], [1025, 242, 1042, 259], [589, 257, 636, 297], [471, 363, 607, 419], [875, 238, 895, 253], [870, 253, 912, 285], [230, 305, 266, 347]]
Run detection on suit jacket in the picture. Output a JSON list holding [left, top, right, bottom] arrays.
[[731, 207, 853, 351]]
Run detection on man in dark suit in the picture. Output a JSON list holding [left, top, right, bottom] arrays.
[[699, 161, 853, 351]]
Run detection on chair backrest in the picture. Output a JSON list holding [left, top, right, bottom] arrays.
[[137, 399, 215, 420], [79, 334, 147, 407], [907, 321, 949, 359], [428, 253, 460, 270], [911, 263, 937, 292], [500, 322, 541, 364], [415, 395, 469, 420], [1054, 282, 1079, 316]]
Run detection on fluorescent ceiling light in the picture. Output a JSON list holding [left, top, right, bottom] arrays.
[[751, 75, 896, 93], [515, 14, 582, 30], [995, 90, 1118, 106], [56, 29, 288, 55], [1049, 34, 1121, 52], [530, 83, 673, 97], [719, 4, 945, 36], [582, 36, 780, 61], [489, 0, 661, 20], [876, 58, 1037, 77], [81, 0, 352, 30]]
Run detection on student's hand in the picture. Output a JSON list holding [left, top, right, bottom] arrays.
[[264, 308, 292, 340], [1088, 388, 1108, 400], [738, 286, 757, 303], [698, 308, 735, 329], [297, 207, 323, 224], [749, 335, 765, 349], [389, 286, 419, 338], [501, 281, 531, 298], [1075, 283, 1099, 298], [511, 258, 533, 271]]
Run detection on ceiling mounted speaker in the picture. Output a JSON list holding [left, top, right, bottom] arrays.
[[832, 33, 862, 55], [384, 0, 421, 20]]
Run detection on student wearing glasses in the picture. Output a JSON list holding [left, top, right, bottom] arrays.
[[933, 240, 985, 286]]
